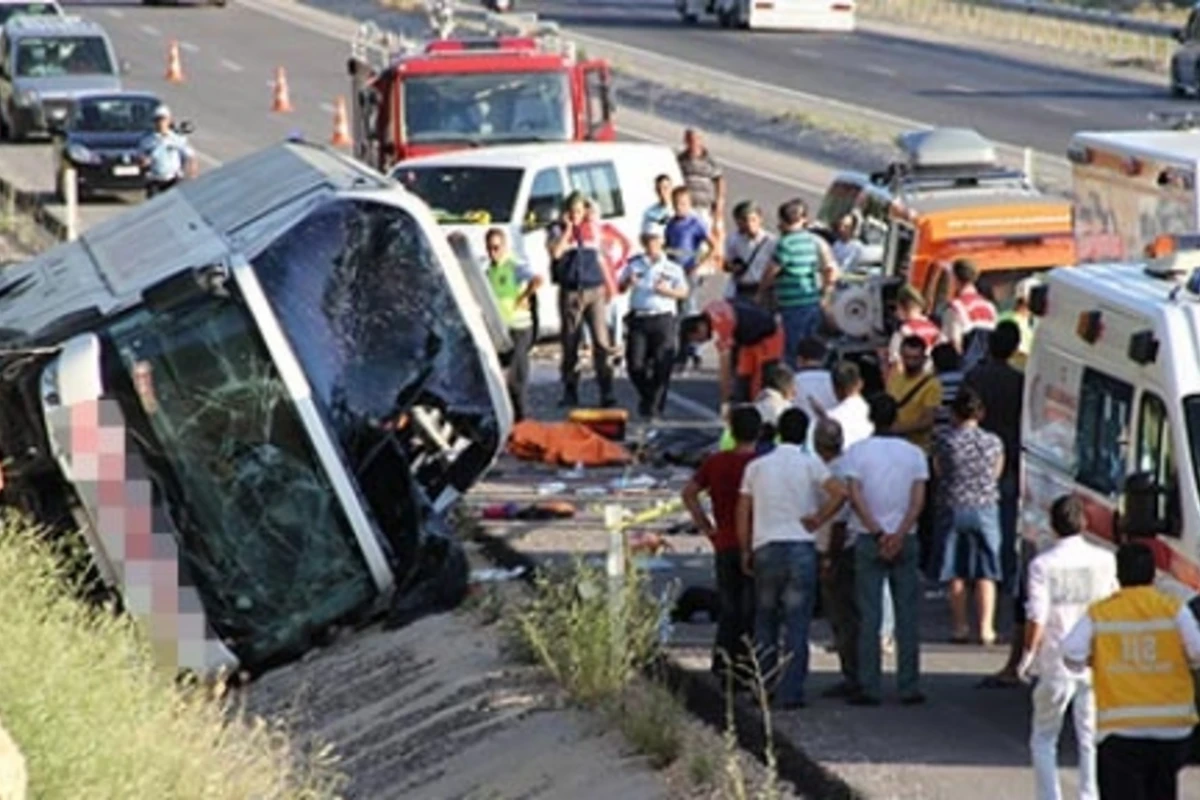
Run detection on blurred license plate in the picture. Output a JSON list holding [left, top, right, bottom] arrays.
[[112, 165, 140, 177]]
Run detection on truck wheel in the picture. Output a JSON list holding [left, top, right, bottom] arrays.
[[736, 0, 750, 28], [1171, 63, 1186, 97], [717, 4, 732, 26]]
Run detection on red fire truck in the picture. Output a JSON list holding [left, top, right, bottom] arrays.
[[347, 22, 617, 172]]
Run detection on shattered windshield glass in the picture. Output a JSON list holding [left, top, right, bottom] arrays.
[[103, 289, 378, 667], [250, 198, 502, 564]]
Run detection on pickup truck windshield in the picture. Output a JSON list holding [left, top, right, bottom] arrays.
[[16, 35, 114, 78], [103, 289, 377, 667], [395, 165, 522, 224], [402, 71, 571, 145]]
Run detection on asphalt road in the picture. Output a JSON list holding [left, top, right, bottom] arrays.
[[527, 0, 1179, 159]]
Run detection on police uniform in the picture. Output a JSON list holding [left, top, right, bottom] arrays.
[[1062, 585, 1200, 800]]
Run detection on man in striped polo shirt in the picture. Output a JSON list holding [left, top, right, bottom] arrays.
[[758, 199, 837, 368]]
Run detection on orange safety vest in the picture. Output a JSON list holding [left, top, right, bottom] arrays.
[[1089, 586, 1199, 736]]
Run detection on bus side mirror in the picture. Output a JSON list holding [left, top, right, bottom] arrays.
[[1122, 471, 1167, 538]]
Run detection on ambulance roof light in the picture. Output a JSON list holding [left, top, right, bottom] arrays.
[[1144, 234, 1200, 279]]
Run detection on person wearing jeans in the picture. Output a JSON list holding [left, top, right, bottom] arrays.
[[737, 408, 846, 709], [841, 394, 929, 705], [758, 198, 837, 366], [1018, 495, 1118, 800]]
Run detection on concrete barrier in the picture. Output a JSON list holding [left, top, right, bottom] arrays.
[[0, 720, 28, 800]]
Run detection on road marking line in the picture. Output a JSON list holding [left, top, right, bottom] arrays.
[[179, 41, 200, 54], [140, 24, 161, 36], [105, 8, 125, 18], [791, 47, 820, 59], [944, 83, 976, 93], [864, 64, 896, 77], [196, 151, 222, 168], [1039, 102, 1085, 118], [220, 58, 244, 72]]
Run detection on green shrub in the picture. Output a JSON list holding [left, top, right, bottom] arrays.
[[0, 510, 345, 799], [511, 558, 665, 706]]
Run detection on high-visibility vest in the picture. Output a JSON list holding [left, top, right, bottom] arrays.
[[901, 315, 941, 351], [1090, 586, 1199, 736], [487, 258, 534, 330], [950, 287, 997, 332]]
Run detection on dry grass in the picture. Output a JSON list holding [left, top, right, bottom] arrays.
[[0, 511, 346, 800], [858, 0, 1178, 69]]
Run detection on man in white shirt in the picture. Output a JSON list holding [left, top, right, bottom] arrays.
[[723, 201, 776, 302], [793, 337, 837, 423], [1019, 495, 1118, 800], [737, 408, 847, 710], [818, 361, 874, 448], [841, 394, 929, 706]]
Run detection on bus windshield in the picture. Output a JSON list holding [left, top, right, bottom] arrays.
[[401, 71, 571, 146]]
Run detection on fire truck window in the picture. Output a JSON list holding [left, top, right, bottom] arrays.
[[526, 167, 564, 228], [567, 162, 624, 219], [1074, 367, 1133, 496], [584, 68, 607, 131], [1137, 392, 1182, 538], [401, 72, 571, 145]]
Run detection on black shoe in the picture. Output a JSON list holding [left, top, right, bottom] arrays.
[[599, 395, 619, 409], [637, 400, 653, 420], [559, 389, 579, 408], [899, 693, 927, 706], [846, 692, 881, 707]]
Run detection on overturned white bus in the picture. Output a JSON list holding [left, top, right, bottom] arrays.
[[0, 140, 513, 676]]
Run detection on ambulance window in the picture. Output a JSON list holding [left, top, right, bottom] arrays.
[[567, 161, 623, 219], [1074, 368, 1133, 496], [1137, 392, 1182, 538]]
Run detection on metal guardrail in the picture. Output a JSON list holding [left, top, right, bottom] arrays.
[[965, 0, 1178, 37]]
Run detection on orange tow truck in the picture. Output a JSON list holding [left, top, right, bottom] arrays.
[[347, 20, 616, 172], [819, 127, 1076, 315]]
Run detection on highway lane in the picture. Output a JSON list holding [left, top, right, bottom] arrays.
[[527, 0, 1176, 160]]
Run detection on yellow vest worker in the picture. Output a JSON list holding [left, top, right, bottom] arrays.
[[1062, 543, 1200, 800]]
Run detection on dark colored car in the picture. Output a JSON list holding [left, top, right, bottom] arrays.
[[50, 91, 194, 200]]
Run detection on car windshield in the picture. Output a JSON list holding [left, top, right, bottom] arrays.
[[15, 35, 113, 78], [0, 3, 58, 24], [102, 288, 378, 668], [394, 165, 522, 224], [402, 71, 571, 145], [71, 96, 157, 132]]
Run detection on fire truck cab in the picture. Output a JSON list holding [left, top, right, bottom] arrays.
[[347, 22, 616, 172]]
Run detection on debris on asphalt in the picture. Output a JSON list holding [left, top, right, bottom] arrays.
[[481, 501, 576, 520], [536, 481, 569, 496], [509, 420, 633, 466], [469, 565, 528, 584], [609, 474, 659, 492]]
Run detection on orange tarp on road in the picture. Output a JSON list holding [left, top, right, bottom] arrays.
[[508, 420, 632, 466]]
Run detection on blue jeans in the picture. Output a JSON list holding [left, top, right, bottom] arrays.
[[938, 505, 1002, 583], [753, 541, 818, 705], [779, 304, 823, 368], [856, 535, 921, 700]]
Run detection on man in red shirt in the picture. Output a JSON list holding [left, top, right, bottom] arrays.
[[682, 404, 763, 681]]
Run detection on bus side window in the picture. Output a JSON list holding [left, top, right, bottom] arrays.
[[1136, 391, 1182, 538], [1074, 367, 1134, 496]]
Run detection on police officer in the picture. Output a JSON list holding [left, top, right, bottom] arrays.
[[485, 227, 542, 422], [139, 105, 196, 199], [1063, 543, 1200, 800], [618, 221, 688, 420]]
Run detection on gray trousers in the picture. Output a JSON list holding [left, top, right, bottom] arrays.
[[559, 285, 614, 398]]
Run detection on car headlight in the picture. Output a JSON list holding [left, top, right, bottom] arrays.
[[16, 89, 38, 107], [66, 144, 99, 165]]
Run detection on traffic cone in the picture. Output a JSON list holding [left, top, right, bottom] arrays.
[[330, 96, 351, 147], [165, 40, 184, 83], [271, 66, 293, 113]]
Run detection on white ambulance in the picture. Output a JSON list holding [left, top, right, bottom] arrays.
[[1069, 120, 1200, 265], [1021, 234, 1200, 602]]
